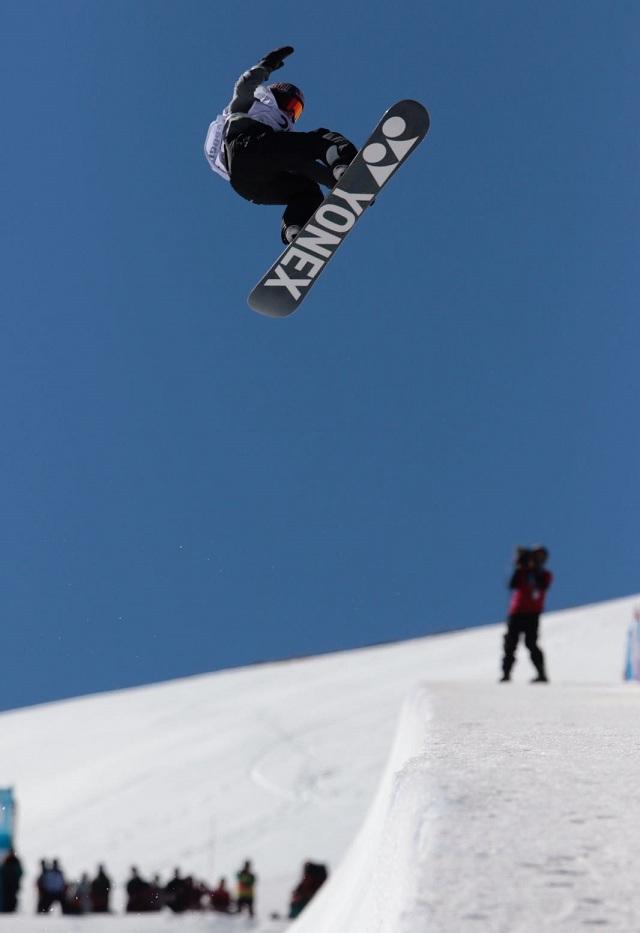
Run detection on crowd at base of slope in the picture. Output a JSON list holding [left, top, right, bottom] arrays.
[[0, 850, 328, 920]]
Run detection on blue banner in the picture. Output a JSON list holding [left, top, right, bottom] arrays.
[[0, 788, 15, 855], [624, 613, 640, 682]]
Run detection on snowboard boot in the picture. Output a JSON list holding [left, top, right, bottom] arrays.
[[281, 223, 301, 246], [315, 130, 357, 182], [531, 658, 548, 682]]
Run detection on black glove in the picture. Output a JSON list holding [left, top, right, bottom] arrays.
[[259, 46, 294, 72]]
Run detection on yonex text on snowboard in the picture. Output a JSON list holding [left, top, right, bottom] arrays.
[[248, 100, 430, 316], [264, 188, 375, 300]]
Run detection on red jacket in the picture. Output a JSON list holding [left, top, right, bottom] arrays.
[[211, 887, 231, 913], [508, 567, 553, 615]]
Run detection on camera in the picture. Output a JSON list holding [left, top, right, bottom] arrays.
[[515, 547, 533, 567], [515, 545, 548, 567]]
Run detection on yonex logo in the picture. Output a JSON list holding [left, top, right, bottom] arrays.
[[264, 189, 374, 300], [362, 116, 419, 187]]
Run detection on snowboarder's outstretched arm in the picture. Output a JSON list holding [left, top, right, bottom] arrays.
[[229, 46, 294, 113]]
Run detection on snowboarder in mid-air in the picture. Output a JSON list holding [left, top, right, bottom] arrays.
[[204, 46, 358, 245]]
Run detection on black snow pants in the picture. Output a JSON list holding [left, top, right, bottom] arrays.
[[226, 126, 357, 242], [502, 613, 546, 678]]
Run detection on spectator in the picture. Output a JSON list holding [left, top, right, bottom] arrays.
[[185, 876, 207, 910], [90, 864, 111, 913], [35, 860, 49, 913], [211, 877, 233, 913], [236, 860, 256, 918], [40, 858, 66, 913], [500, 546, 553, 683], [0, 848, 23, 913], [63, 874, 91, 915], [149, 874, 163, 911], [76, 873, 92, 913], [165, 867, 189, 913], [289, 862, 328, 919], [62, 881, 80, 916], [126, 866, 153, 913]]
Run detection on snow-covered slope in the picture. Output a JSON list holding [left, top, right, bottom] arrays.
[[0, 594, 638, 932], [294, 681, 640, 932]]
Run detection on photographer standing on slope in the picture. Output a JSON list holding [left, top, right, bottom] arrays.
[[500, 546, 553, 683]]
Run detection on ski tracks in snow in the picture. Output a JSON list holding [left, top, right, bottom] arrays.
[[249, 711, 339, 808]]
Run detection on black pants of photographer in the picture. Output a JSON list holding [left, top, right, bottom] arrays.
[[501, 613, 547, 681]]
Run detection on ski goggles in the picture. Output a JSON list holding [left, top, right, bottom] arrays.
[[285, 96, 304, 122]]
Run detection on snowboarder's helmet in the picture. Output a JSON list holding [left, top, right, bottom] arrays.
[[269, 82, 304, 122]]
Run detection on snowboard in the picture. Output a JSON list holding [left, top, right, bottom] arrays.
[[247, 99, 430, 317]]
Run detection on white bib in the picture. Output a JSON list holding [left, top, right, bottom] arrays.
[[204, 86, 294, 182], [204, 108, 231, 181]]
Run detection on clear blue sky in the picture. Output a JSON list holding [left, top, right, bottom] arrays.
[[3, 0, 638, 709]]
